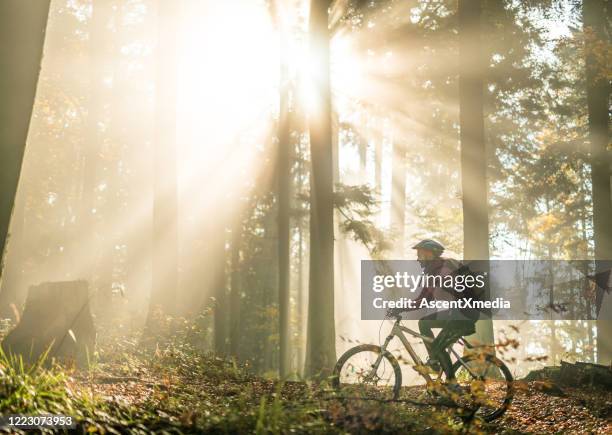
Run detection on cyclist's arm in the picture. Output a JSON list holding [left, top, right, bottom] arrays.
[[387, 286, 433, 317], [413, 286, 434, 306]]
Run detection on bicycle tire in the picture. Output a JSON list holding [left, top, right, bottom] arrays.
[[451, 353, 514, 421], [332, 344, 402, 400]]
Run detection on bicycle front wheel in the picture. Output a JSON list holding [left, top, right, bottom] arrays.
[[451, 352, 514, 421], [332, 344, 402, 401]]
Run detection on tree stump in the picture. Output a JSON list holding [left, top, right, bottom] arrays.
[[1, 281, 96, 366]]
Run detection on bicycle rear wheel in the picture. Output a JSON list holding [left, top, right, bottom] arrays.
[[332, 344, 402, 401], [451, 352, 514, 421]]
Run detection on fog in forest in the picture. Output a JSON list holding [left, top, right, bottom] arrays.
[[0, 0, 609, 388]]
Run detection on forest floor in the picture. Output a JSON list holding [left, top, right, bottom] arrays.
[[0, 319, 610, 434]]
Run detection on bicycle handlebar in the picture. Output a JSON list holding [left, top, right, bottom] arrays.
[[385, 308, 405, 321]]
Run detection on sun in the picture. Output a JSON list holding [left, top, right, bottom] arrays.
[[176, 0, 366, 158], [177, 1, 279, 142]]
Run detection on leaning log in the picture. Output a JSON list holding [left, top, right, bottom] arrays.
[[1, 281, 96, 366], [559, 360, 612, 389]]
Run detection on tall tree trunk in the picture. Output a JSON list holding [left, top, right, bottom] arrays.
[[374, 116, 383, 221], [305, 0, 336, 377], [353, 107, 368, 178], [296, 136, 308, 376], [391, 139, 406, 256], [263, 209, 279, 372], [549, 259, 557, 365], [80, 0, 111, 295], [458, 0, 494, 345], [583, 0, 612, 365], [358, 134, 367, 180], [95, 3, 123, 316], [213, 239, 228, 356], [150, 0, 180, 316], [296, 217, 306, 375], [0, 0, 51, 287], [229, 223, 242, 359], [278, 35, 292, 377], [358, 109, 367, 180]]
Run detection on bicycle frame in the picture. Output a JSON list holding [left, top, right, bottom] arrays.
[[375, 318, 479, 382]]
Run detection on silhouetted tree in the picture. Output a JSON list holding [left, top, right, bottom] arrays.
[[277, 25, 292, 378], [305, 0, 336, 376], [458, 0, 494, 344], [391, 139, 406, 255], [150, 0, 180, 315], [582, 0, 612, 364], [229, 222, 242, 358], [0, 1, 51, 290]]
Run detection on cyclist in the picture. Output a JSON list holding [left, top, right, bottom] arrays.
[[391, 239, 478, 374]]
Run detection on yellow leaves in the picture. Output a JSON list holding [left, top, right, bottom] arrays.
[[535, 128, 555, 146], [557, 28, 611, 82], [528, 213, 560, 235], [583, 27, 612, 83], [558, 162, 579, 186]]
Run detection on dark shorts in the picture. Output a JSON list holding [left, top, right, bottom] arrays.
[[418, 310, 477, 351]]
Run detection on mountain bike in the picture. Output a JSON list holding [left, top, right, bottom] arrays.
[[332, 313, 514, 421]]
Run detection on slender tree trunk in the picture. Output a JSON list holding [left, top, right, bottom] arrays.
[[358, 110, 367, 179], [296, 218, 306, 375], [358, 135, 367, 179], [375, 147, 382, 192], [458, 0, 494, 345], [78, 0, 112, 291], [150, 0, 180, 316], [0, 0, 50, 288], [305, 0, 336, 377], [263, 209, 278, 371], [332, 112, 340, 183], [544, 221, 558, 364], [580, 213, 596, 361], [583, 0, 612, 365], [296, 137, 308, 376], [588, 320, 595, 362], [374, 117, 383, 207], [95, 3, 123, 316], [278, 40, 292, 377], [229, 223, 242, 358], [213, 240, 228, 355], [548, 256, 557, 365], [391, 139, 406, 256]]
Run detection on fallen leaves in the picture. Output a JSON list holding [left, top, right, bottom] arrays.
[[495, 384, 612, 434]]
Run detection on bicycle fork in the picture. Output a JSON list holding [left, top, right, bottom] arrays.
[[367, 334, 394, 380]]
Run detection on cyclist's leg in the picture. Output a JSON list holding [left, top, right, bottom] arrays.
[[418, 312, 442, 361], [432, 318, 477, 371], [431, 328, 460, 367], [424, 310, 470, 369]]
